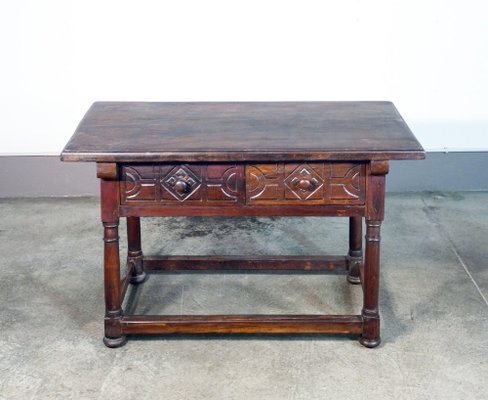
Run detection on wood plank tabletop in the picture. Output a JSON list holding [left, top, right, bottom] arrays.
[[61, 102, 425, 162]]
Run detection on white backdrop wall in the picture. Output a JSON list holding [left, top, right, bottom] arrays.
[[0, 0, 487, 154]]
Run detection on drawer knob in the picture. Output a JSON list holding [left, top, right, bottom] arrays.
[[297, 178, 314, 191], [174, 180, 190, 194]]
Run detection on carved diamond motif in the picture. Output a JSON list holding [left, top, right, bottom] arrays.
[[162, 166, 201, 201], [284, 164, 323, 200]]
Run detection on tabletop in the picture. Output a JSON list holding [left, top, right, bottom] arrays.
[[60, 102, 425, 162]]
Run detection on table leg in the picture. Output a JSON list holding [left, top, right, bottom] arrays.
[[347, 216, 362, 284], [360, 219, 382, 348], [127, 216, 146, 284], [101, 179, 127, 348], [359, 162, 387, 348]]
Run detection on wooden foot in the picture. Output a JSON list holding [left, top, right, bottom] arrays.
[[359, 335, 381, 348], [130, 270, 147, 284], [347, 272, 361, 285], [347, 253, 362, 284], [103, 335, 128, 348]]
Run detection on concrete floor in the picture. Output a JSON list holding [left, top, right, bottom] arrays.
[[0, 192, 487, 399]]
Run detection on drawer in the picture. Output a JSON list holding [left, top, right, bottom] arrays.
[[120, 164, 244, 205], [246, 162, 366, 205]]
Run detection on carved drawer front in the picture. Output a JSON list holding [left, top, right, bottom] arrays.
[[246, 162, 366, 205], [121, 164, 244, 205]]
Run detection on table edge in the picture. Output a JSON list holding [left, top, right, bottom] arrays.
[[60, 150, 426, 162]]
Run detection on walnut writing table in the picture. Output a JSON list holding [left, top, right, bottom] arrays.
[[61, 102, 424, 348]]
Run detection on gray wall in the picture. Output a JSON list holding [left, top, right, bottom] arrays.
[[389, 152, 488, 191], [0, 156, 98, 197], [1, 153, 487, 197]]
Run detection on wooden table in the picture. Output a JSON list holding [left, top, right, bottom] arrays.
[[61, 102, 424, 348]]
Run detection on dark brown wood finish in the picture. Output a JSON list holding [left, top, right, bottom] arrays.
[[143, 255, 348, 272], [100, 178, 126, 348], [127, 217, 146, 284], [120, 315, 363, 335], [360, 160, 388, 348], [246, 162, 366, 205], [61, 101, 424, 348], [61, 102, 424, 162], [347, 216, 363, 284], [121, 163, 244, 206], [119, 204, 365, 217]]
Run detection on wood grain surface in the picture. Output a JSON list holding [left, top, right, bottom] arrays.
[[61, 102, 424, 162]]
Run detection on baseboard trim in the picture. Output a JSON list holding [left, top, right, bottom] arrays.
[[0, 153, 487, 197]]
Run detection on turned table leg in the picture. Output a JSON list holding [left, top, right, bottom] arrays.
[[359, 161, 387, 348], [100, 177, 127, 348], [347, 216, 362, 284], [127, 216, 146, 284], [360, 219, 382, 348]]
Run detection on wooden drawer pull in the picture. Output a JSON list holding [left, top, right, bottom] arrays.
[[173, 179, 190, 194], [295, 178, 316, 191]]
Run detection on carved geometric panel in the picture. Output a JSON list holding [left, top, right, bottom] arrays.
[[162, 165, 202, 201], [206, 164, 241, 202], [284, 164, 324, 200], [247, 163, 281, 202], [121, 164, 243, 205], [121, 162, 364, 206], [329, 163, 364, 201], [246, 162, 365, 205], [122, 165, 158, 202]]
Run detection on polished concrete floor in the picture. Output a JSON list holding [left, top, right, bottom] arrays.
[[0, 193, 487, 399]]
